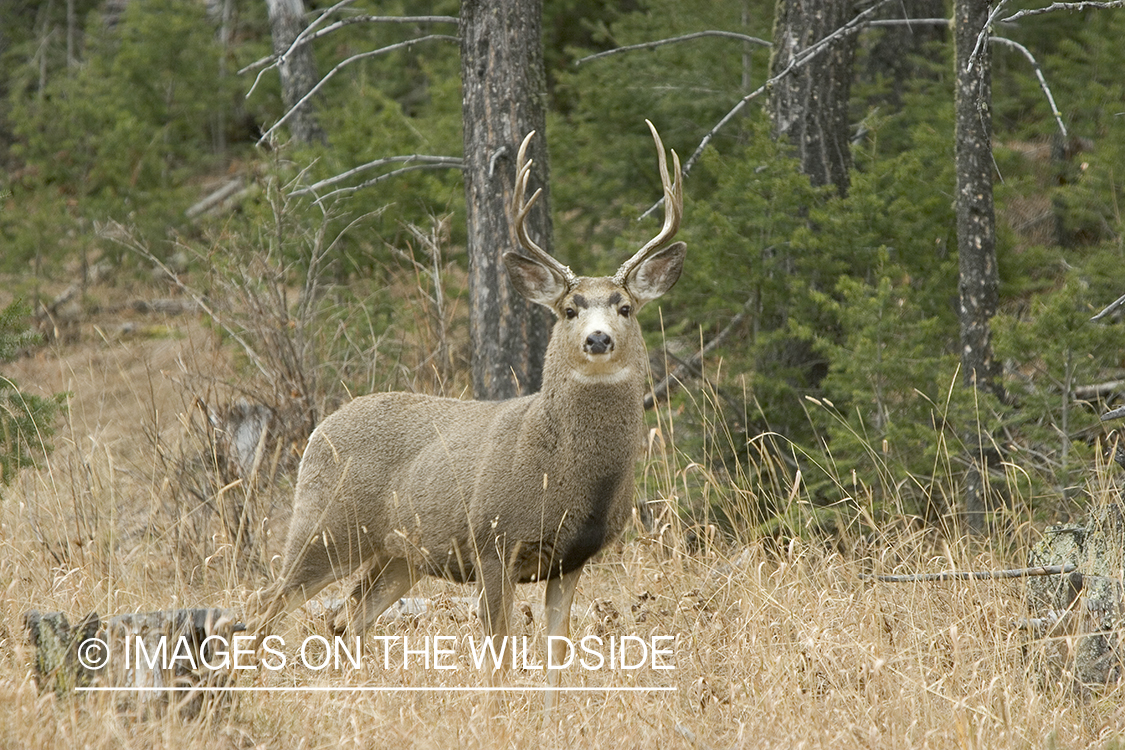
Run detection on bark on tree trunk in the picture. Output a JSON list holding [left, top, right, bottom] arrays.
[[953, 0, 1004, 535], [266, 0, 326, 146], [767, 0, 857, 197], [460, 0, 552, 400], [953, 0, 1000, 396]]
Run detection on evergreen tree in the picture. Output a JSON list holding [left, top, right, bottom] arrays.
[[0, 301, 65, 488]]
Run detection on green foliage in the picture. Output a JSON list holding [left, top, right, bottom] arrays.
[[995, 252, 1124, 496], [0, 301, 66, 487], [3, 0, 232, 270], [1, 0, 1123, 533]]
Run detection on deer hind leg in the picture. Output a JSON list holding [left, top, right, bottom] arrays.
[[333, 557, 415, 635], [544, 567, 582, 711], [249, 565, 340, 648], [250, 524, 367, 643]]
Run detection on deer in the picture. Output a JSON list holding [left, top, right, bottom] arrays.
[[253, 121, 684, 700]]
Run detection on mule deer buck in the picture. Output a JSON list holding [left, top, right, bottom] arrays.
[[254, 121, 684, 697]]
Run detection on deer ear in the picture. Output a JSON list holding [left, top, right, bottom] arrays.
[[504, 252, 569, 310], [623, 241, 685, 308]]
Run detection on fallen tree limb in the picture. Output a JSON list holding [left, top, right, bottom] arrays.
[[859, 563, 1077, 583]]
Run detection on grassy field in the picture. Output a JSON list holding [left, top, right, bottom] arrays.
[[2, 313, 1124, 749]]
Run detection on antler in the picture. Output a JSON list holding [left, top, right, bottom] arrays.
[[512, 131, 578, 287], [613, 120, 683, 285]]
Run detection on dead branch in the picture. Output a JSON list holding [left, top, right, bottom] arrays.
[[185, 177, 247, 220], [639, 0, 895, 220], [1091, 291, 1125, 321], [990, 37, 1067, 138], [866, 18, 951, 27], [969, 1, 1125, 75], [576, 30, 770, 66], [242, 14, 457, 73], [1002, 1, 1125, 22], [257, 34, 458, 145], [307, 161, 463, 206], [242, 13, 458, 97], [859, 563, 1077, 583], [1073, 379, 1125, 400], [645, 292, 757, 410], [97, 221, 275, 386], [292, 155, 463, 198]]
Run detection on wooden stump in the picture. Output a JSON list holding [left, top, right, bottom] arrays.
[[23, 607, 243, 717], [1025, 504, 1125, 691]]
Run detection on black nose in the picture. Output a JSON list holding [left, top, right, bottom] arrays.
[[585, 331, 613, 355]]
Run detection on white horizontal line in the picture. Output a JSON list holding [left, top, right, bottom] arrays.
[[77, 685, 677, 693]]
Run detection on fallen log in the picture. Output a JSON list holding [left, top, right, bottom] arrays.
[[23, 607, 243, 716]]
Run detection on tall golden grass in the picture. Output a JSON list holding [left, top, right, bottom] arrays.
[[2, 313, 1123, 749]]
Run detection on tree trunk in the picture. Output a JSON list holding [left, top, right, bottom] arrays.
[[460, 0, 553, 400], [953, 0, 1000, 396], [953, 0, 1004, 535], [767, 0, 857, 197], [265, 0, 326, 146]]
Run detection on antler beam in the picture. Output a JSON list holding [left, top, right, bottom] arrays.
[[614, 120, 683, 285], [512, 131, 578, 287]]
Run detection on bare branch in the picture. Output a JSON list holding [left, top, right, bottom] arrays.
[[97, 221, 275, 385], [645, 291, 757, 410], [859, 563, 1077, 583], [969, 1, 1125, 75], [257, 34, 458, 145], [966, 0, 1011, 73], [575, 30, 770, 66], [1092, 291, 1125, 321], [240, 14, 458, 77], [246, 0, 359, 98], [306, 160, 464, 206], [292, 155, 464, 196], [639, 0, 895, 219], [990, 36, 1068, 138], [866, 18, 952, 27], [1002, 1, 1125, 22]]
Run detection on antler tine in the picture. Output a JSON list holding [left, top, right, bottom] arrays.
[[512, 130, 577, 286], [614, 120, 683, 285]]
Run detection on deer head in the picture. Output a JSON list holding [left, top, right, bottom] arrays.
[[503, 120, 686, 383]]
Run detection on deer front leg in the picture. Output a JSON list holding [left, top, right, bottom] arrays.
[[477, 556, 514, 676], [544, 567, 581, 711]]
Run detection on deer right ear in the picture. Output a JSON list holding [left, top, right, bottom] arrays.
[[504, 252, 570, 311]]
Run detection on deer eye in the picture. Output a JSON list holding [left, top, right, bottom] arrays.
[[564, 307, 578, 320], [618, 305, 632, 318]]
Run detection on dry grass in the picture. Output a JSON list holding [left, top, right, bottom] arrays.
[[3, 318, 1125, 749]]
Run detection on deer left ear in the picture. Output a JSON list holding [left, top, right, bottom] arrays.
[[504, 251, 570, 310], [623, 241, 685, 308]]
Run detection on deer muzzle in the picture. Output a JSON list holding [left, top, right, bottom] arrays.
[[584, 331, 614, 355]]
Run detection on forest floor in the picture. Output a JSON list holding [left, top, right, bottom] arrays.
[[2, 282, 1125, 749]]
